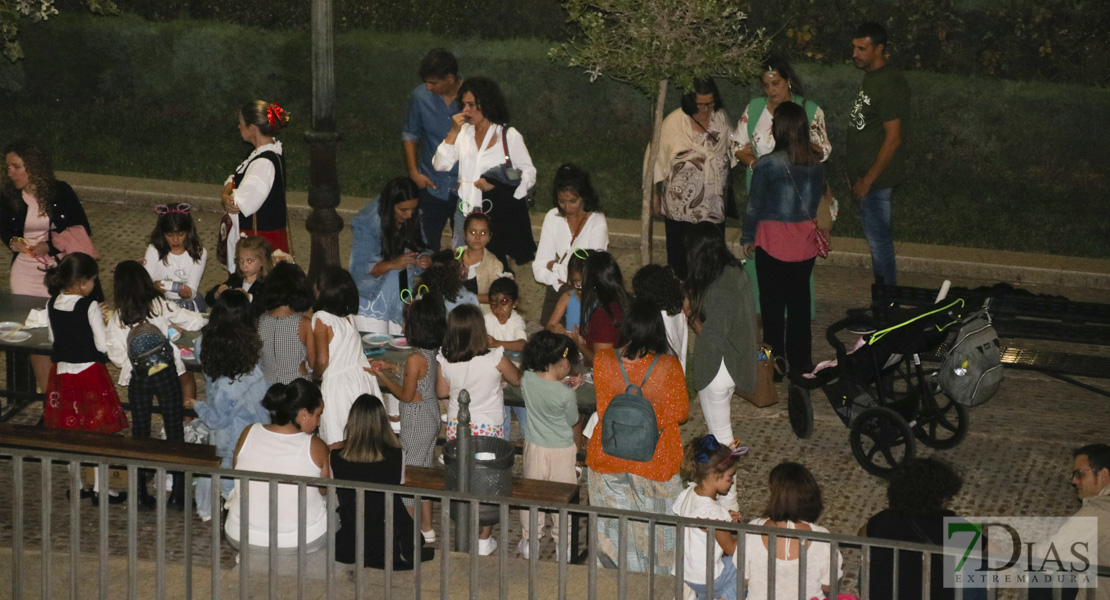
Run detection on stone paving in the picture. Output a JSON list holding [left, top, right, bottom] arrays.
[[2, 191, 1110, 597]]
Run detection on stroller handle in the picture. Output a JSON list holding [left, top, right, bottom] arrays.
[[826, 315, 883, 366]]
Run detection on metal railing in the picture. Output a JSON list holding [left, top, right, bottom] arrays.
[[2, 446, 1104, 599]]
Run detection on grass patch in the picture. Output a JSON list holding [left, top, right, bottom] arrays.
[[1, 14, 1108, 258]]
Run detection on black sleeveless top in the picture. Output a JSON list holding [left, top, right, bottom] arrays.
[[233, 150, 287, 233], [331, 445, 428, 569], [49, 295, 108, 364]]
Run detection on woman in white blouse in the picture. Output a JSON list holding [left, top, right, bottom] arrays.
[[220, 101, 291, 270], [532, 163, 609, 325], [432, 76, 537, 266]]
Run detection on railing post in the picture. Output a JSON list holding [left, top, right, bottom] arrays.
[[454, 389, 472, 552]]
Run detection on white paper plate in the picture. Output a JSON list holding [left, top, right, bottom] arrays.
[[0, 321, 22, 332], [1, 330, 31, 342], [388, 337, 410, 350], [362, 333, 391, 347]]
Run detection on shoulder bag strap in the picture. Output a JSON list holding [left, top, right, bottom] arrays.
[[501, 125, 512, 167]]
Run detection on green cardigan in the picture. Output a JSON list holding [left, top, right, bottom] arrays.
[[690, 264, 758, 394]]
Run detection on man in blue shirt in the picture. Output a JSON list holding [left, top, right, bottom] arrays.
[[403, 48, 463, 250]]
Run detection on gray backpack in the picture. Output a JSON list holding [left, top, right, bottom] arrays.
[[939, 307, 1003, 407], [601, 354, 662, 462]]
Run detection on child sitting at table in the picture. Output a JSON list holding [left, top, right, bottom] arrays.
[[545, 252, 585, 335], [436, 303, 521, 556], [517, 330, 582, 560]]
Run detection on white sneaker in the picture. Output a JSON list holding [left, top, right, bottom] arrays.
[[477, 537, 498, 556], [421, 529, 436, 544], [517, 538, 530, 559]]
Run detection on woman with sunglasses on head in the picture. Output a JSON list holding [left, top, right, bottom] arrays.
[[433, 76, 536, 267], [349, 176, 432, 335], [533, 163, 609, 326], [652, 78, 734, 279]]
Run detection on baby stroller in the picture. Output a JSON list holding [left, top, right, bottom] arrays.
[[787, 292, 981, 476]]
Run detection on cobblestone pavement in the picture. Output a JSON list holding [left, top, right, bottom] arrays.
[[2, 198, 1109, 591]]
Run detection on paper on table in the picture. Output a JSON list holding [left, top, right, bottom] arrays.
[[24, 308, 48, 328]]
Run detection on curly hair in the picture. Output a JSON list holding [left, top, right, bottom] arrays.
[[680, 434, 739, 485], [521, 329, 578, 373], [2, 140, 57, 217], [458, 76, 509, 125], [886, 457, 963, 517], [633, 264, 684, 317], [421, 249, 465, 303], [200, 290, 262, 381]]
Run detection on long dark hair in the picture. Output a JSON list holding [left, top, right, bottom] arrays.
[[552, 163, 601, 214], [684, 222, 743, 327], [1, 140, 57, 216], [200, 290, 262, 381], [579, 251, 629, 336], [378, 176, 425, 260], [44, 252, 99, 297], [618, 299, 669, 360], [149, 205, 204, 262], [113, 260, 166, 327], [772, 102, 818, 167]]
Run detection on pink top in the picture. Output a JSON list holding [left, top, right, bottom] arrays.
[[755, 220, 818, 263], [10, 192, 53, 297]]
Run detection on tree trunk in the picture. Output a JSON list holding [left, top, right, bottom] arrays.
[[640, 79, 668, 266], [306, 0, 343, 279]]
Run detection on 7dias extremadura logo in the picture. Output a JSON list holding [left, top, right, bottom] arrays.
[[944, 517, 1098, 589]]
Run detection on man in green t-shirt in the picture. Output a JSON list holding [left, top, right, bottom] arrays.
[[846, 22, 910, 286]]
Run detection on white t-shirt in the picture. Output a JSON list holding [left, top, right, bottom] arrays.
[[437, 346, 506, 426], [743, 518, 842, 600], [531, 209, 609, 290], [662, 310, 689, 374], [673, 483, 733, 585], [105, 298, 207, 385], [143, 245, 208, 301], [484, 311, 526, 342]]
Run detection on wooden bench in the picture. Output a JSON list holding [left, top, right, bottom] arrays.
[[0, 423, 220, 468], [404, 465, 586, 562]]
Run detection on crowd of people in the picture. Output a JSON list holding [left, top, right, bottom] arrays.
[[3, 19, 1104, 599]]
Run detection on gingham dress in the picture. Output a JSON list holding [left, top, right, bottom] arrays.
[[258, 312, 310, 385], [398, 347, 441, 468]]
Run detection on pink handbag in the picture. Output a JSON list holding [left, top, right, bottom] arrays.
[[51, 225, 99, 259]]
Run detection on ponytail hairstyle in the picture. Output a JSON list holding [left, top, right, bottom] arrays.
[[241, 100, 290, 137], [262, 379, 322, 428], [44, 252, 99, 297], [338, 395, 400, 463], [200, 290, 262, 381], [113, 260, 166, 327], [680, 434, 742, 485], [149, 204, 204, 262]]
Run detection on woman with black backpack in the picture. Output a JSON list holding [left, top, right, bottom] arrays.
[[585, 299, 688, 574]]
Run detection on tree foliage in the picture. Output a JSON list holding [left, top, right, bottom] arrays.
[[551, 0, 770, 97], [1, 0, 118, 61]]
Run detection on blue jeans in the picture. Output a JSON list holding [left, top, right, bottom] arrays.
[[502, 406, 527, 441], [859, 186, 897, 286], [418, 187, 463, 251], [194, 457, 234, 521], [685, 554, 738, 600]]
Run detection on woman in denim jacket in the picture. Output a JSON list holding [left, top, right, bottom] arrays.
[[741, 102, 823, 376]]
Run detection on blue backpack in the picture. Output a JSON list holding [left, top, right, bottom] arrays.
[[600, 354, 663, 462]]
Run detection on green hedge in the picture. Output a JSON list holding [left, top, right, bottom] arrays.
[[103, 0, 1110, 85], [1, 14, 1107, 258]]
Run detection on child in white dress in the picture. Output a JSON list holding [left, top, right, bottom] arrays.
[[311, 266, 381, 446]]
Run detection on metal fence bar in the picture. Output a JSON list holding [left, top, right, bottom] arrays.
[[705, 523, 716, 600], [210, 472, 221, 600], [238, 474, 249, 600], [326, 486, 338, 600], [184, 468, 194, 600], [41, 458, 51, 600], [98, 462, 108, 600], [674, 520, 684, 600], [766, 531, 776, 600], [355, 485, 365, 598], [440, 499, 450, 599], [648, 517, 657, 600], [860, 533, 870, 600], [384, 489, 395, 599], [617, 515, 628, 598], [827, 540, 838, 599], [588, 512, 597, 599], [736, 527, 746, 600], [13, 456, 23, 600], [156, 466, 167, 600], [126, 465, 137, 600], [528, 503, 538, 600], [923, 550, 932, 599], [469, 499, 479, 600], [412, 492, 423, 600], [68, 460, 79, 600], [558, 508, 569, 600], [797, 530, 807, 600], [297, 481, 308, 600]]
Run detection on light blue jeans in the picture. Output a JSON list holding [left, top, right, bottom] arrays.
[[502, 406, 527, 441], [194, 457, 234, 521], [859, 186, 897, 286], [685, 554, 738, 600]]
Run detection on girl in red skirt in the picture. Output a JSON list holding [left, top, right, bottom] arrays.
[[43, 252, 127, 433]]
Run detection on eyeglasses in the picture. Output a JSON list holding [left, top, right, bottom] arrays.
[[695, 101, 716, 109], [1072, 468, 1096, 480]]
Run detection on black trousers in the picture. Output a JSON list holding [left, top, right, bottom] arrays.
[[755, 248, 815, 373]]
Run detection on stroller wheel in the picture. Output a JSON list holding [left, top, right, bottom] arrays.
[[913, 385, 969, 450], [849, 407, 916, 477], [787, 385, 814, 439]]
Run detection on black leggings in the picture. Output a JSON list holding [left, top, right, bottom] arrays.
[[755, 248, 815, 373]]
